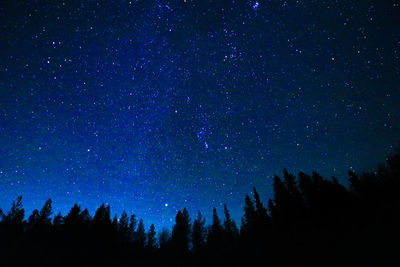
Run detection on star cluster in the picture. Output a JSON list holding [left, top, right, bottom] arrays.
[[1, 0, 399, 229]]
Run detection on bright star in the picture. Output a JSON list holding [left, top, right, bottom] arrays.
[[253, 1, 259, 10]]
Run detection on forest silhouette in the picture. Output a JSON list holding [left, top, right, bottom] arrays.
[[1, 149, 400, 266]]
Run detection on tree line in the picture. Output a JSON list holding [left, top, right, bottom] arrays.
[[1, 149, 400, 266]]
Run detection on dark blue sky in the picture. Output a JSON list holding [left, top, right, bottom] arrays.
[[1, 0, 399, 230]]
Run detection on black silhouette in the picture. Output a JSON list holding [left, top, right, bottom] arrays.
[[1, 148, 400, 266]]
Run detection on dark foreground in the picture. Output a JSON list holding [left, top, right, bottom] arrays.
[[1, 150, 400, 266]]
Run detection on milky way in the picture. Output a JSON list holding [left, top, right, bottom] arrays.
[[1, 0, 399, 229]]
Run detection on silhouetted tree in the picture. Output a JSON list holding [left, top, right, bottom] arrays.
[[171, 208, 191, 255], [269, 171, 303, 230], [223, 204, 239, 245], [28, 209, 40, 227], [64, 204, 81, 225], [147, 224, 157, 250], [158, 228, 171, 250], [135, 219, 146, 249], [192, 211, 206, 254], [119, 211, 129, 244], [39, 199, 53, 225], [112, 214, 119, 230], [241, 195, 256, 237], [0, 148, 399, 266], [253, 188, 269, 223], [2, 196, 25, 243], [128, 214, 137, 243], [207, 207, 223, 250], [3, 196, 25, 225], [93, 204, 111, 225], [53, 212, 63, 229]]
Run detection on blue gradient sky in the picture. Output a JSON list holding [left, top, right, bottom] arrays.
[[1, 0, 399, 230]]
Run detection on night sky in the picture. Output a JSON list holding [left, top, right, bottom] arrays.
[[1, 0, 399, 229]]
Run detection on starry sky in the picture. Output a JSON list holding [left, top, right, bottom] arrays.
[[1, 0, 399, 229]]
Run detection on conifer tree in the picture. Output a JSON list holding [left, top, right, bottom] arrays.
[[93, 204, 111, 225], [64, 204, 81, 225], [112, 214, 119, 231], [28, 209, 40, 227], [147, 224, 157, 250], [192, 211, 206, 254], [135, 219, 146, 249], [171, 208, 191, 254], [4, 196, 25, 225], [159, 228, 171, 249], [119, 211, 129, 243], [39, 199, 53, 225], [53, 212, 63, 228], [129, 214, 137, 243], [208, 208, 223, 249], [241, 195, 256, 235]]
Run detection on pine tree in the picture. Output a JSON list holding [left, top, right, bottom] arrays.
[[223, 204, 233, 232], [64, 204, 82, 225], [93, 204, 111, 225], [39, 199, 53, 225], [129, 214, 137, 243], [135, 219, 146, 249], [53, 212, 63, 228], [81, 208, 91, 224], [253, 188, 267, 216], [192, 211, 206, 254], [253, 188, 270, 227], [223, 204, 239, 238], [5, 196, 25, 225], [119, 211, 129, 244], [171, 208, 191, 254], [158, 228, 171, 249], [28, 209, 40, 227], [112, 214, 119, 231], [241, 195, 256, 235], [208, 208, 223, 249], [270, 174, 289, 228], [147, 224, 157, 250], [222, 204, 239, 252]]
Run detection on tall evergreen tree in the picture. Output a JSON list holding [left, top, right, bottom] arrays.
[[39, 199, 53, 225], [241, 195, 256, 235], [253, 188, 271, 229], [158, 228, 171, 249], [207, 208, 223, 249], [171, 208, 191, 254], [223, 204, 239, 238], [28, 209, 40, 227], [112, 214, 119, 231], [81, 208, 91, 224], [269, 174, 290, 228], [253, 189, 267, 216], [119, 211, 129, 244], [93, 204, 111, 225], [223, 204, 233, 233], [129, 214, 137, 242], [53, 212, 63, 229], [147, 224, 157, 250], [192, 211, 206, 254], [222, 204, 239, 252], [135, 219, 146, 249], [4, 196, 25, 225], [64, 204, 82, 225]]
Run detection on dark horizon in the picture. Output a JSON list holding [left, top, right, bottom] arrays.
[[1, 149, 400, 266], [0, 150, 395, 231]]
